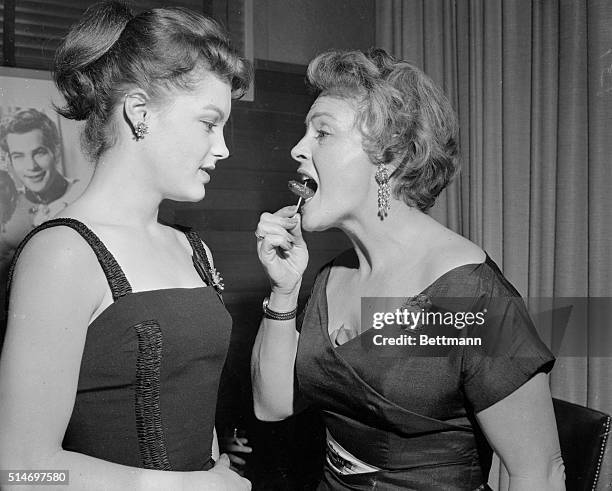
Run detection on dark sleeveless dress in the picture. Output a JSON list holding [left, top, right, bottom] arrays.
[[6, 218, 232, 471], [295, 252, 555, 490]]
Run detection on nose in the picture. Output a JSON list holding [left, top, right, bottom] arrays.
[[29, 155, 42, 170], [290, 135, 310, 164], [212, 132, 230, 161]]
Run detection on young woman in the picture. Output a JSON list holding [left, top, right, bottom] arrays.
[[252, 49, 565, 490], [0, 2, 251, 489]]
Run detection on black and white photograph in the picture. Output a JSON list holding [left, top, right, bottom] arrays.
[[0, 1, 610, 490]]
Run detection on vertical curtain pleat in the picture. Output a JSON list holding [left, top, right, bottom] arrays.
[[528, 0, 559, 299], [500, 0, 532, 293], [400, 0, 423, 67], [439, 0, 462, 232], [454, 0, 472, 238], [479, 0, 504, 265], [554, 0, 589, 299], [423, 0, 457, 228]]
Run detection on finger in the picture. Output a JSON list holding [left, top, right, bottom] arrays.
[[222, 443, 252, 453], [288, 212, 303, 240], [255, 225, 296, 244], [257, 238, 295, 257], [259, 209, 296, 224], [260, 235, 294, 253], [258, 211, 303, 241], [275, 205, 301, 218], [237, 438, 251, 447], [258, 214, 299, 233]]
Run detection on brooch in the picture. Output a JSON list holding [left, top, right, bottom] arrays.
[[209, 266, 224, 292], [400, 293, 432, 331]]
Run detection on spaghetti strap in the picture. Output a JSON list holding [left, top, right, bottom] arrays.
[[6, 218, 132, 304], [184, 230, 224, 303]]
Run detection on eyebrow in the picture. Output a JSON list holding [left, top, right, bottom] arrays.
[[201, 104, 227, 121], [305, 111, 338, 125]]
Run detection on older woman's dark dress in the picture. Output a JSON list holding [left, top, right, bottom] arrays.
[[295, 252, 555, 490]]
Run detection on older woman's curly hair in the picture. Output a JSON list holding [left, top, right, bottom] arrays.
[[306, 48, 459, 212]]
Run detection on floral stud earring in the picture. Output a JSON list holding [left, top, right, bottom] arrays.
[[133, 120, 149, 141]]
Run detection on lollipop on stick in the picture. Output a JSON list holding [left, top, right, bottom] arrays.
[[288, 179, 316, 213]]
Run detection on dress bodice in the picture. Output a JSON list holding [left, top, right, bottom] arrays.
[[7, 218, 231, 471], [295, 252, 555, 490]]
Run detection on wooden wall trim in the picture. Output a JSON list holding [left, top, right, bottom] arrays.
[[254, 58, 307, 75]]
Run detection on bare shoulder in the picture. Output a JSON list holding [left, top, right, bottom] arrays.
[[427, 229, 486, 277], [13, 225, 99, 273], [9, 225, 106, 316]]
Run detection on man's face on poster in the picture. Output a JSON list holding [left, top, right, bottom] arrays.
[[6, 129, 59, 194]]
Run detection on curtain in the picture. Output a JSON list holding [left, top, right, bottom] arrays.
[[377, 0, 612, 486]]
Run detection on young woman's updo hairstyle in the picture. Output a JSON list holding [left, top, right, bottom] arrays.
[[306, 48, 458, 212], [54, 1, 252, 161]]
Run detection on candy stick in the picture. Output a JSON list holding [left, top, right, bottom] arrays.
[[294, 196, 303, 214]]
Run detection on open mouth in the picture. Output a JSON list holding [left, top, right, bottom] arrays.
[[288, 177, 317, 201]]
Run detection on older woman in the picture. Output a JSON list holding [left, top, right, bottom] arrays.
[[252, 49, 565, 490], [0, 2, 251, 489]]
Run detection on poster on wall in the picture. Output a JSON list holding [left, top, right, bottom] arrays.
[[0, 67, 92, 334]]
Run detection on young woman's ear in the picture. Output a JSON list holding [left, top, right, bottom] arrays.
[[123, 90, 149, 141]]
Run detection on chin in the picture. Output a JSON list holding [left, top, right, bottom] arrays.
[[174, 187, 206, 203], [300, 210, 332, 232], [191, 189, 206, 202], [25, 179, 50, 194]]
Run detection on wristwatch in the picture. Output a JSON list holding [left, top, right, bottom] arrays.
[[262, 296, 297, 321]]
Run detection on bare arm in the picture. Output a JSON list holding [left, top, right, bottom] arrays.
[[251, 294, 300, 421], [251, 207, 307, 421], [0, 228, 248, 491], [476, 373, 565, 490]]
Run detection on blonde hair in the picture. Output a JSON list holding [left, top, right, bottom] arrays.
[[307, 48, 459, 212]]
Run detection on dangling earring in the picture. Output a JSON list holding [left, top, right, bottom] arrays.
[[375, 163, 391, 219], [133, 120, 149, 141]]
